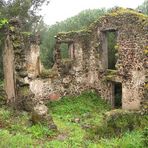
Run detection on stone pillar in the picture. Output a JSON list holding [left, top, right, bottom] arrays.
[[54, 41, 62, 72], [26, 35, 41, 79], [3, 34, 16, 104], [68, 43, 75, 59], [3, 18, 27, 106]]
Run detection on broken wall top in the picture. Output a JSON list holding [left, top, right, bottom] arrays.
[[55, 8, 148, 42]]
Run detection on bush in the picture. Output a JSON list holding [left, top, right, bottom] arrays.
[[91, 109, 148, 139], [142, 127, 148, 147]]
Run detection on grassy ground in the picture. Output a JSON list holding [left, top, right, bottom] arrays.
[[0, 91, 147, 147]]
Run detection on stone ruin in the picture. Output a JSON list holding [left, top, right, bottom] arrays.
[[2, 8, 148, 120], [3, 19, 56, 129]]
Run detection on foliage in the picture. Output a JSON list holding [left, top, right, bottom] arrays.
[[0, 0, 49, 31], [97, 131, 144, 148], [142, 127, 148, 146], [88, 109, 148, 139], [0, 0, 49, 80], [60, 43, 69, 59], [0, 18, 8, 29], [137, 0, 148, 15], [27, 124, 56, 139], [0, 92, 147, 147], [49, 91, 110, 120], [45, 91, 111, 147], [0, 130, 35, 148]]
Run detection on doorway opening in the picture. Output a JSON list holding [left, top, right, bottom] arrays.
[[114, 82, 122, 108]]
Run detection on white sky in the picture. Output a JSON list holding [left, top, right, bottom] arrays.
[[41, 0, 145, 25]]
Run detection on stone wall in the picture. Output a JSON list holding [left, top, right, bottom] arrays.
[[26, 35, 42, 79], [3, 8, 148, 110], [3, 19, 56, 129], [3, 19, 27, 106], [3, 34, 16, 103], [30, 8, 147, 111]]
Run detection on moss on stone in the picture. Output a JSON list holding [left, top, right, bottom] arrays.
[[105, 70, 117, 79], [56, 8, 147, 46], [21, 32, 32, 36], [144, 83, 148, 90], [107, 69, 117, 75], [12, 41, 21, 48], [144, 46, 148, 56], [19, 86, 30, 96], [114, 44, 119, 50], [102, 70, 119, 82], [9, 26, 15, 32], [40, 69, 58, 79], [61, 58, 73, 64], [108, 7, 147, 20], [57, 30, 91, 40]]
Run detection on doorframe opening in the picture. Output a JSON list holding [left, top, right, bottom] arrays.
[[113, 82, 122, 108]]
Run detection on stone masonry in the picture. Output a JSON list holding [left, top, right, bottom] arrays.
[[3, 8, 148, 112], [30, 8, 148, 111], [3, 18, 56, 129]]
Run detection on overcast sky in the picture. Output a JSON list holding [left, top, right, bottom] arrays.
[[41, 0, 144, 25]]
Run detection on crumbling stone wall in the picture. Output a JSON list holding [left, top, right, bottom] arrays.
[[30, 8, 147, 111], [3, 19, 56, 129], [3, 19, 27, 105], [24, 8, 147, 111], [26, 35, 42, 79]]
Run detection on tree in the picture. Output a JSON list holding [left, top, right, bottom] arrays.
[[137, 0, 148, 15], [0, 0, 49, 80], [40, 8, 107, 68], [0, 0, 49, 31]]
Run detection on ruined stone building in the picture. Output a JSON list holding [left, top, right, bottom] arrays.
[[3, 8, 148, 112]]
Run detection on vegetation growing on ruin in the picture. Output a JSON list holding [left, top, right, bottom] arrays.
[[103, 69, 118, 81], [88, 110, 148, 139], [144, 46, 148, 56], [0, 92, 147, 147], [0, 0, 148, 147], [40, 68, 58, 79]]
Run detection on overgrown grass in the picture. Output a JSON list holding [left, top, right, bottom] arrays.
[[87, 130, 144, 148], [0, 91, 147, 147], [44, 91, 110, 147]]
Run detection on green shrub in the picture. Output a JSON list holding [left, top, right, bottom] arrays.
[[90, 109, 148, 139], [49, 91, 110, 120], [27, 124, 56, 138], [142, 127, 148, 147], [0, 129, 35, 147], [98, 131, 143, 148]]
